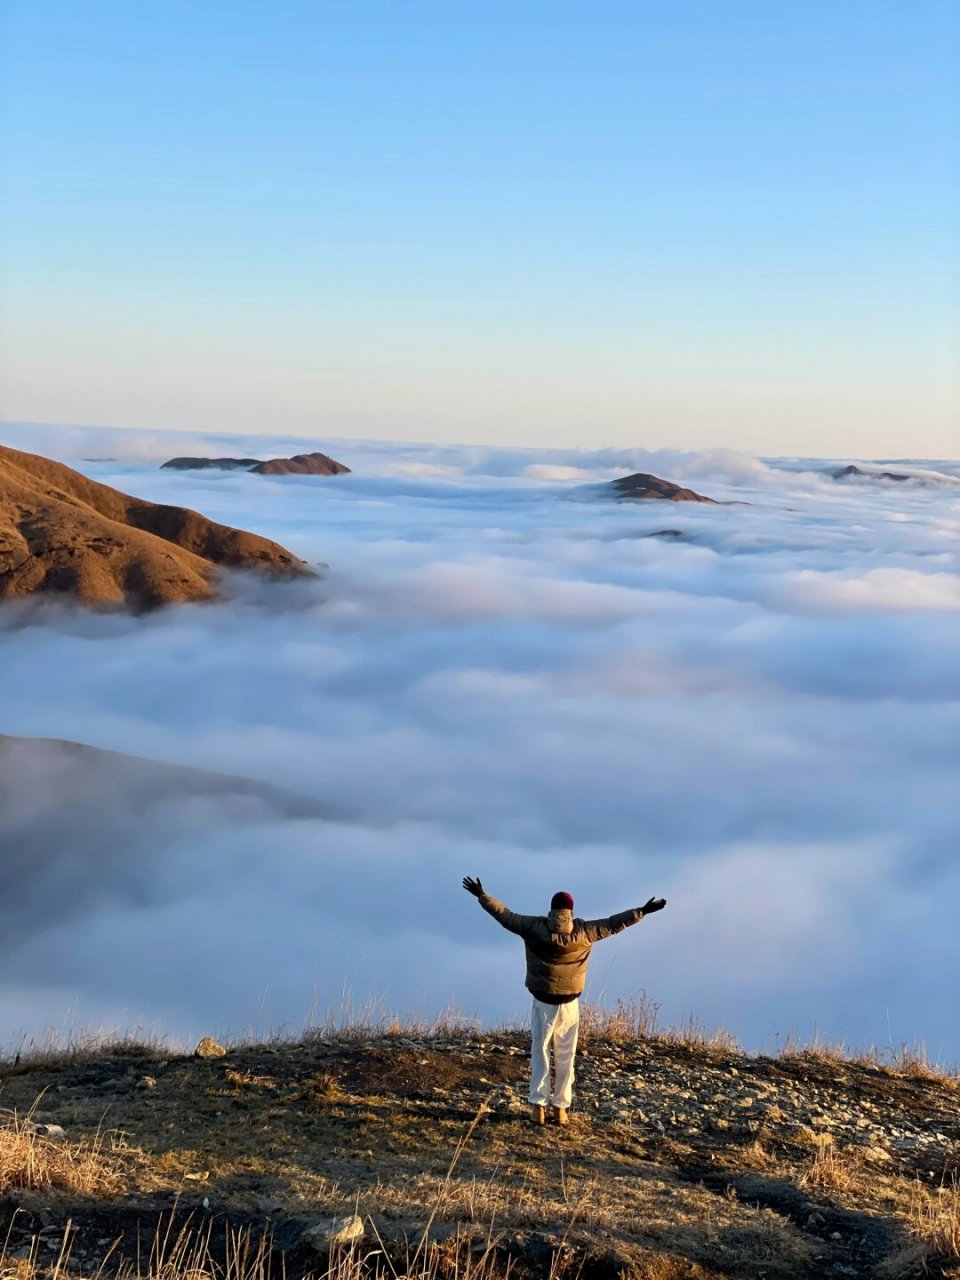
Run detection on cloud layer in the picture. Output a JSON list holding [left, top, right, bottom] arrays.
[[1, 427, 958, 1059]]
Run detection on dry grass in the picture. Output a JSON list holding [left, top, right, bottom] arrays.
[[778, 1029, 857, 1066], [0, 1029, 171, 1077], [779, 1029, 960, 1085], [0, 1102, 551, 1280], [5, 1005, 959, 1085], [0, 1218, 519, 1280], [1, 1221, 297, 1280], [578, 997, 740, 1054], [736, 1138, 775, 1171], [578, 995, 662, 1043], [890, 1041, 960, 1083], [297, 997, 486, 1047], [797, 1139, 859, 1194], [655, 1015, 740, 1055], [874, 1175, 960, 1277], [795, 1146, 960, 1271], [1, 994, 746, 1074], [0, 1106, 122, 1197], [304, 1071, 347, 1104], [904, 1176, 960, 1260]]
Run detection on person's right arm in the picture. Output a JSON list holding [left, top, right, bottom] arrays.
[[462, 877, 539, 937]]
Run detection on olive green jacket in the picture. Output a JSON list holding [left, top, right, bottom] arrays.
[[477, 893, 646, 1001]]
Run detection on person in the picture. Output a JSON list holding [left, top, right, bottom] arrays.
[[462, 877, 666, 1126]]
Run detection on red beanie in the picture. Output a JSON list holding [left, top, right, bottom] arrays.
[[551, 891, 574, 911]]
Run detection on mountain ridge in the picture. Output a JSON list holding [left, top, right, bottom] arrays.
[[0, 444, 311, 610]]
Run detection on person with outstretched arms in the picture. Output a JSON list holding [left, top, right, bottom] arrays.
[[463, 877, 666, 1126]]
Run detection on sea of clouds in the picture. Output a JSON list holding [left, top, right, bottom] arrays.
[[1, 423, 958, 1059]]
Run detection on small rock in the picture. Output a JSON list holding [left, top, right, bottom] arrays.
[[303, 1215, 365, 1249], [29, 1122, 66, 1141], [194, 1037, 227, 1059], [254, 1197, 284, 1216], [863, 1145, 892, 1164]]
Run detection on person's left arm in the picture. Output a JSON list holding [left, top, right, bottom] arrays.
[[580, 897, 666, 943]]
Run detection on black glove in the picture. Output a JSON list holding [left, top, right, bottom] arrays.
[[641, 896, 666, 915], [462, 876, 485, 898]]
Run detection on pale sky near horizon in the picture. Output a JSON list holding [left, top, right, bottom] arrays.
[[1, 1, 958, 456]]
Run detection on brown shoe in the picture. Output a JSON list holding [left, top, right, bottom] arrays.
[[552, 1106, 569, 1127], [531, 1104, 546, 1126]]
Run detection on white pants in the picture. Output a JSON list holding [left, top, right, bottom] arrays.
[[529, 997, 580, 1108]]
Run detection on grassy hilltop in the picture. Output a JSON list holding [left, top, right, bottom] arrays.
[[2, 1012, 959, 1280]]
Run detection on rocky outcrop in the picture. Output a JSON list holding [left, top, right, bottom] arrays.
[[609, 473, 715, 502], [833, 464, 911, 482], [161, 451, 351, 476], [0, 444, 311, 610], [194, 1037, 227, 1059]]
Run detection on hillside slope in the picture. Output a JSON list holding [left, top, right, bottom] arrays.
[[0, 733, 334, 957], [0, 444, 310, 610], [0, 733, 330, 823], [2, 1027, 958, 1279]]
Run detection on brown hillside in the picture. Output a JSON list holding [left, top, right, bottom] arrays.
[[0, 444, 311, 611], [1, 1025, 958, 1280], [253, 452, 351, 476], [161, 451, 351, 475]]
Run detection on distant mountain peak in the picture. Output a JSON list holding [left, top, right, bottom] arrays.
[[161, 451, 351, 476], [609, 473, 715, 502]]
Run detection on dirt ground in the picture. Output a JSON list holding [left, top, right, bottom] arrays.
[[2, 1031, 958, 1279]]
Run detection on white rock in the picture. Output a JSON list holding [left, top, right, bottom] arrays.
[[29, 1122, 66, 1141], [303, 1215, 365, 1249]]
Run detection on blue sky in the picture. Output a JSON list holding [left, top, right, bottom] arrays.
[[1, 1, 957, 454]]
